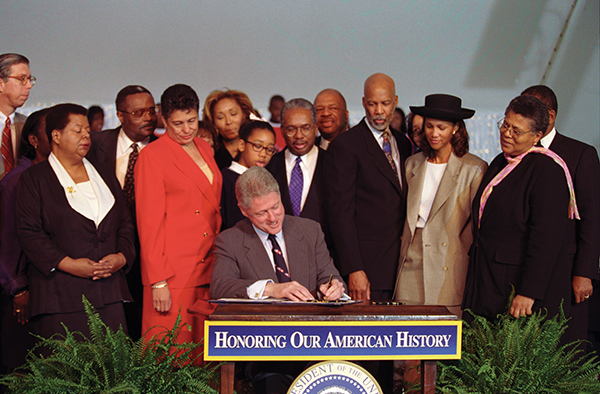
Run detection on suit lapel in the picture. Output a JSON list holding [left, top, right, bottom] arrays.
[[166, 136, 220, 214], [427, 153, 461, 224], [360, 120, 402, 194], [390, 128, 408, 198], [270, 151, 293, 214], [283, 218, 309, 285], [241, 221, 279, 282], [478, 154, 524, 226], [406, 155, 426, 234]]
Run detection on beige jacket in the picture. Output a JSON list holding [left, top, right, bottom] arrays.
[[394, 152, 487, 306]]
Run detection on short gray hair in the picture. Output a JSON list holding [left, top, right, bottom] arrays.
[[0, 53, 29, 81], [280, 98, 317, 126], [235, 167, 280, 210]]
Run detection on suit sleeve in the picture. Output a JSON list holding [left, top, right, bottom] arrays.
[[324, 137, 364, 277], [210, 233, 258, 299], [0, 175, 28, 294], [311, 221, 346, 291], [134, 147, 175, 285], [15, 169, 68, 277], [571, 145, 600, 279], [517, 160, 570, 300]]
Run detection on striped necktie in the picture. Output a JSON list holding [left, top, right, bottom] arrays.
[[2, 117, 14, 173]]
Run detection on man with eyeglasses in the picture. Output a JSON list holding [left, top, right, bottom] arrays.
[[521, 85, 600, 354], [87, 84, 158, 341], [0, 53, 35, 181], [266, 98, 326, 223]]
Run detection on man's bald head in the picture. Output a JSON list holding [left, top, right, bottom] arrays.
[[363, 73, 395, 96], [362, 73, 398, 131]]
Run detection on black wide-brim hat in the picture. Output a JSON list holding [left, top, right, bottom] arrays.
[[410, 94, 475, 121]]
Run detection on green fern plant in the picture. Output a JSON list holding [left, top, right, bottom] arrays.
[[437, 305, 600, 393], [0, 296, 220, 393]]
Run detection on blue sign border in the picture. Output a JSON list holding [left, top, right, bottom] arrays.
[[204, 320, 462, 361]]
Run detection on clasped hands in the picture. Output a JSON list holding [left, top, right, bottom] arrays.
[[57, 253, 126, 280], [264, 279, 345, 302]]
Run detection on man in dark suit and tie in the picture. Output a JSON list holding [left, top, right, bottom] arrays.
[[325, 73, 413, 303], [266, 98, 325, 224], [0, 53, 34, 181], [521, 85, 600, 351], [211, 166, 344, 301], [86, 85, 158, 340]]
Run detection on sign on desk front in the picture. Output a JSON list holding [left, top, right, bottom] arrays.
[[204, 320, 462, 361]]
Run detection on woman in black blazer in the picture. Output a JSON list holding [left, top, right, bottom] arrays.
[[462, 95, 579, 322], [15, 103, 135, 339]]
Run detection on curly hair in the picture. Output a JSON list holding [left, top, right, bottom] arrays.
[[505, 95, 549, 135], [160, 84, 199, 121], [419, 118, 470, 158]]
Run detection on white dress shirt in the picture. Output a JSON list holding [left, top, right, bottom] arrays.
[[284, 145, 319, 212], [115, 128, 150, 188], [540, 127, 557, 148], [246, 226, 289, 299]]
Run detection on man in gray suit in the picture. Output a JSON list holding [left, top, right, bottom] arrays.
[[211, 166, 345, 301], [0, 53, 34, 181]]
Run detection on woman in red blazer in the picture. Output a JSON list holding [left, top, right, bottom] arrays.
[[135, 85, 222, 353]]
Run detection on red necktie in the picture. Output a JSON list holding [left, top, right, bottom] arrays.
[[2, 117, 14, 173]]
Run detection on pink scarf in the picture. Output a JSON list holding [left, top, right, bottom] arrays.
[[478, 146, 579, 226]]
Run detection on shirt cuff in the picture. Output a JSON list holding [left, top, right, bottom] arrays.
[[247, 279, 274, 299]]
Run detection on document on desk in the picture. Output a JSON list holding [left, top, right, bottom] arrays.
[[210, 298, 362, 306]]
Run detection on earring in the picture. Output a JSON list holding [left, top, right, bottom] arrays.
[[452, 130, 456, 135], [34, 145, 38, 149]]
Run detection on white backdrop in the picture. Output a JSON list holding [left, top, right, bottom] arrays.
[[2, 0, 598, 161]]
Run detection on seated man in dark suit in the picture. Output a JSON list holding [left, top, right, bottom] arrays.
[[266, 98, 325, 224], [86, 85, 158, 340], [211, 166, 345, 301]]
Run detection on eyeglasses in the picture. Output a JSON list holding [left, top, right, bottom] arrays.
[[7, 75, 36, 86], [245, 140, 277, 156], [497, 118, 530, 137], [119, 105, 159, 119], [283, 124, 314, 137]]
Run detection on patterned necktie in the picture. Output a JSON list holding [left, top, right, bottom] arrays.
[[268, 234, 291, 283], [2, 117, 14, 173], [289, 156, 303, 216], [123, 143, 139, 211], [382, 131, 399, 180]]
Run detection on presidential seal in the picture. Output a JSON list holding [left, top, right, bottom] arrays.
[[288, 360, 382, 394]]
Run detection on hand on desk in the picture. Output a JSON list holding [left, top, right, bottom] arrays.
[[348, 270, 370, 301], [319, 279, 344, 301], [264, 281, 314, 301]]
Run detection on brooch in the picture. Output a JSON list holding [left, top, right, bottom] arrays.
[[66, 186, 76, 197]]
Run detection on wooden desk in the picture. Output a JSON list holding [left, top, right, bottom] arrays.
[[206, 303, 460, 394]]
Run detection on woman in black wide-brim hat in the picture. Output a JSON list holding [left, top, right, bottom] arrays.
[[393, 94, 487, 317]]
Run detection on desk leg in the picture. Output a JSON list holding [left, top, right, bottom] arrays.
[[420, 360, 436, 394], [220, 362, 235, 394]]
